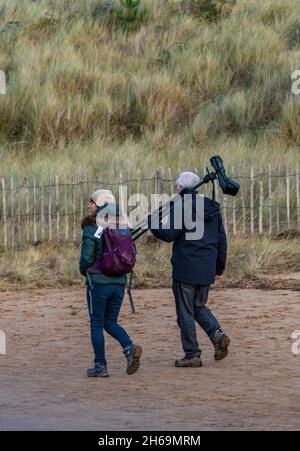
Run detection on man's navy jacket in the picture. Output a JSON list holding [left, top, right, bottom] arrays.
[[149, 192, 227, 285]]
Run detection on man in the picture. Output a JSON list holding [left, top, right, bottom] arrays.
[[149, 171, 230, 368]]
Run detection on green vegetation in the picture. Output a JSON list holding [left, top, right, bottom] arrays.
[[115, 0, 148, 31], [0, 0, 300, 290], [1, 236, 300, 291], [0, 0, 299, 177]]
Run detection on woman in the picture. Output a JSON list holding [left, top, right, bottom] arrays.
[[80, 189, 142, 378]]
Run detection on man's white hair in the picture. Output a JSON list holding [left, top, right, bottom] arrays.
[[176, 171, 200, 189]]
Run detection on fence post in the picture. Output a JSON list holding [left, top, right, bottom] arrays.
[[232, 166, 236, 235], [135, 168, 139, 196], [259, 165, 263, 235], [276, 164, 281, 234], [240, 166, 246, 235], [250, 165, 254, 235], [80, 177, 84, 222], [86, 173, 90, 199], [203, 165, 208, 197], [48, 183, 52, 241], [2, 178, 7, 249], [10, 177, 15, 250], [25, 178, 30, 243], [64, 174, 69, 241], [156, 168, 164, 195], [167, 167, 173, 196], [127, 168, 132, 203], [17, 177, 21, 247], [156, 168, 165, 225], [33, 176, 37, 243], [55, 175, 60, 242], [72, 178, 76, 242], [286, 166, 290, 230], [268, 164, 272, 235], [223, 194, 228, 235], [119, 170, 126, 214], [41, 176, 45, 241], [297, 162, 300, 227]]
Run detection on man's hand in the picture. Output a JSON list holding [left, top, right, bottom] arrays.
[[215, 275, 222, 282]]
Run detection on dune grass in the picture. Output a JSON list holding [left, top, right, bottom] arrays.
[[1, 235, 300, 291], [1, 1, 300, 288], [0, 0, 299, 177]]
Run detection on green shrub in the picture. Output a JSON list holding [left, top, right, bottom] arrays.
[[115, 0, 148, 31]]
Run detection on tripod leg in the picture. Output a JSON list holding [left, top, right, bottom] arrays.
[[127, 271, 136, 314], [212, 179, 216, 201]]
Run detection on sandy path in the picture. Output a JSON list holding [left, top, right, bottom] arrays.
[[0, 286, 300, 431]]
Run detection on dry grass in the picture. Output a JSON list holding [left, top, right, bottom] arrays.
[[0, 0, 300, 277], [1, 235, 300, 292], [0, 0, 299, 177]]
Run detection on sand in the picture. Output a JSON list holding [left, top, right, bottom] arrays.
[[0, 286, 300, 431]]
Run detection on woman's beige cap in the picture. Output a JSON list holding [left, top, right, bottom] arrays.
[[90, 189, 116, 208]]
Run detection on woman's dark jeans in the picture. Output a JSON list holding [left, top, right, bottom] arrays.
[[87, 283, 132, 366]]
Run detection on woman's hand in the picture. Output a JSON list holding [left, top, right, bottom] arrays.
[[215, 275, 222, 282]]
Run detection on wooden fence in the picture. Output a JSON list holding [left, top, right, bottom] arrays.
[[0, 164, 300, 249]]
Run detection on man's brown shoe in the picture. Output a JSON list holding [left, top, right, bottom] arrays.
[[213, 330, 230, 361], [175, 356, 203, 367]]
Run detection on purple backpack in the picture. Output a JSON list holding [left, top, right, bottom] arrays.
[[96, 227, 136, 276]]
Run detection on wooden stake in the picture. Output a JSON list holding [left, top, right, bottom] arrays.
[[64, 175, 69, 241], [296, 163, 300, 227], [41, 177, 45, 241], [250, 166, 254, 235], [259, 165, 263, 235], [48, 184, 52, 242], [55, 175, 60, 242], [268, 164, 272, 235], [2, 178, 7, 249], [33, 176, 37, 243], [286, 166, 290, 229], [276, 165, 280, 234], [25, 178, 29, 243], [232, 166, 236, 235], [240, 166, 246, 235], [72, 178, 76, 242], [10, 177, 15, 250]]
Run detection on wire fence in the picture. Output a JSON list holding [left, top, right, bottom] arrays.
[[0, 163, 300, 249]]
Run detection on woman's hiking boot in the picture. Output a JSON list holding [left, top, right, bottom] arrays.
[[123, 344, 142, 375], [87, 363, 109, 378]]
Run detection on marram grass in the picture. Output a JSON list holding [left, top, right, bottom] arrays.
[[0, 0, 299, 177]]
